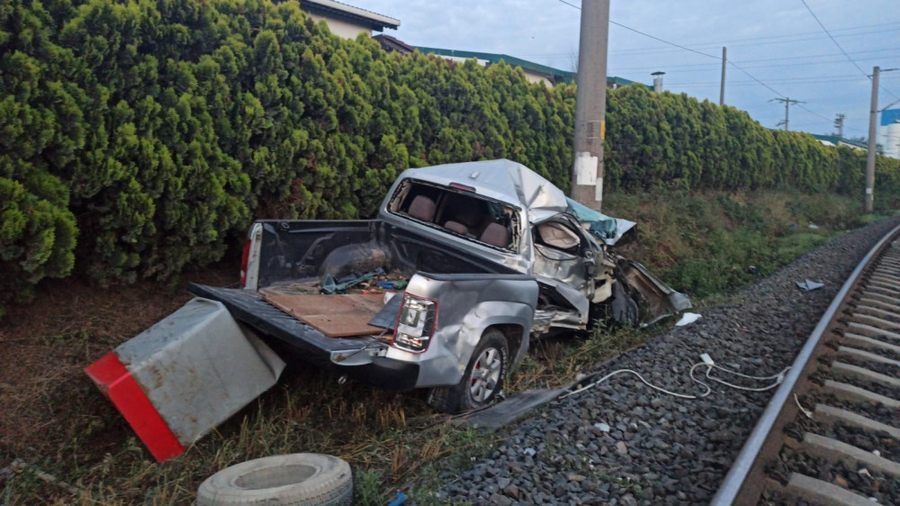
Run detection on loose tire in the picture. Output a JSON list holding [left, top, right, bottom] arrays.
[[428, 328, 509, 414], [196, 453, 352, 506]]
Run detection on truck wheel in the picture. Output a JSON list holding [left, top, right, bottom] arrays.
[[428, 328, 508, 414], [196, 453, 352, 506]]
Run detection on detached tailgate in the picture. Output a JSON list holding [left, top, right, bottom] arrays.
[[189, 284, 371, 364]]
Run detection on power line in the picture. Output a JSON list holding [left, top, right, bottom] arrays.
[[554, 0, 841, 122], [799, 0, 869, 77], [555, 0, 780, 95], [556, 0, 719, 59], [799, 0, 900, 100], [606, 27, 900, 55], [608, 49, 900, 73]]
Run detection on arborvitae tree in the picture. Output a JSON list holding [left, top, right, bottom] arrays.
[[1, 0, 898, 316]]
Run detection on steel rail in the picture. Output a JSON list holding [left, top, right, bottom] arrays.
[[710, 223, 900, 505]]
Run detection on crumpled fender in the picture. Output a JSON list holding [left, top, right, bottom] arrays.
[[617, 260, 692, 326]]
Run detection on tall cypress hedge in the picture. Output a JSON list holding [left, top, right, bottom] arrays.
[[1, 0, 898, 315]]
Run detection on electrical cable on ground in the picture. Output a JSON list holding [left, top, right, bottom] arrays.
[[560, 353, 790, 401]]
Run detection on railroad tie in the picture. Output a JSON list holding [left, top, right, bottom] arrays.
[[841, 333, 900, 356], [813, 404, 900, 440], [836, 346, 900, 367], [848, 313, 900, 332], [830, 361, 900, 389], [801, 432, 900, 477], [785, 472, 879, 506], [822, 379, 900, 409], [859, 294, 900, 312], [851, 303, 900, 321], [846, 322, 900, 342]]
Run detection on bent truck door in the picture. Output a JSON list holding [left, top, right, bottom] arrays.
[[531, 214, 592, 326]]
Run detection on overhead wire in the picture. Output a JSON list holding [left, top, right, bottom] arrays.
[[799, 0, 899, 101], [553, 0, 862, 127]]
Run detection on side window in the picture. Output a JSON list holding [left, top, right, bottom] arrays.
[[388, 179, 519, 251]]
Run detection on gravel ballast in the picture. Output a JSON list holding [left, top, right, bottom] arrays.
[[438, 218, 900, 505]]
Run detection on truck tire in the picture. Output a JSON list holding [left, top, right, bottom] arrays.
[[428, 328, 508, 414], [196, 453, 352, 506]]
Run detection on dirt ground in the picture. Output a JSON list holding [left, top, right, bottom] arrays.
[[0, 265, 237, 471]]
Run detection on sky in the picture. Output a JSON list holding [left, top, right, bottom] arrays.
[[352, 0, 900, 140]]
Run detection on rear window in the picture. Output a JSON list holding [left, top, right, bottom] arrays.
[[387, 179, 520, 251]]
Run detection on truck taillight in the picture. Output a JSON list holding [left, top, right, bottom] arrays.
[[393, 294, 438, 352], [240, 239, 251, 287]]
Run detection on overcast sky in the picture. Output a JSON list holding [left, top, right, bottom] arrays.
[[355, 0, 900, 139]]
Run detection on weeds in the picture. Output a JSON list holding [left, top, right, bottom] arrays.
[[605, 190, 874, 298], [1, 190, 888, 504]]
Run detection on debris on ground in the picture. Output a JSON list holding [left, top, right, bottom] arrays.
[[197, 453, 352, 505], [1, 459, 80, 496], [796, 279, 825, 291], [84, 298, 285, 462], [675, 312, 702, 326]]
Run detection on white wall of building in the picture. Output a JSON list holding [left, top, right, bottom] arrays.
[[433, 56, 553, 86], [306, 13, 370, 39], [522, 70, 552, 86]]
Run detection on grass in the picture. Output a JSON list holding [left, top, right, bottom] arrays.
[[1, 190, 893, 504], [604, 189, 878, 299]]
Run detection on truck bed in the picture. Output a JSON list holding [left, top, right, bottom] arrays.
[[260, 290, 387, 338], [188, 284, 373, 363]]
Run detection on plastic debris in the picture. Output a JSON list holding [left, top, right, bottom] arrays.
[[796, 279, 825, 291], [85, 298, 285, 462], [320, 268, 384, 294], [808, 223, 820, 230], [675, 312, 702, 327], [387, 491, 409, 506], [793, 393, 813, 419], [594, 422, 611, 433], [523, 447, 537, 457], [376, 280, 407, 290]]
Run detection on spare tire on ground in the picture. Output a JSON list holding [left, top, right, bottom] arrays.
[[197, 453, 352, 505]]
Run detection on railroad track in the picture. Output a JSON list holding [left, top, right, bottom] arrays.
[[712, 224, 900, 506]]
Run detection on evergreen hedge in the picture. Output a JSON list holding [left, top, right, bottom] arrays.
[[1, 0, 898, 314]]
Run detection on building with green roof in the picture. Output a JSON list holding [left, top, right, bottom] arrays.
[[416, 46, 642, 89]]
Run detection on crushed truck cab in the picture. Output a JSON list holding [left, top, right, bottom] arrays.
[[192, 159, 690, 413]]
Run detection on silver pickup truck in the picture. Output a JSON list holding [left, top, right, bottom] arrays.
[[190, 159, 689, 413]]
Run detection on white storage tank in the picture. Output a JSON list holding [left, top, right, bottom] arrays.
[[880, 108, 900, 159]]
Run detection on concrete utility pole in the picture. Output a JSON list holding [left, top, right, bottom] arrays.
[[771, 97, 803, 131], [865, 66, 880, 213], [571, 0, 611, 210], [719, 46, 727, 106]]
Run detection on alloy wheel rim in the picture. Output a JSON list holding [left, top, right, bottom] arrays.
[[469, 347, 502, 403]]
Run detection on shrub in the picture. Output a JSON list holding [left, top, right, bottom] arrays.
[[1, 0, 898, 313]]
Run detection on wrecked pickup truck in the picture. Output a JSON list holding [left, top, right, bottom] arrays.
[[190, 159, 689, 413]]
